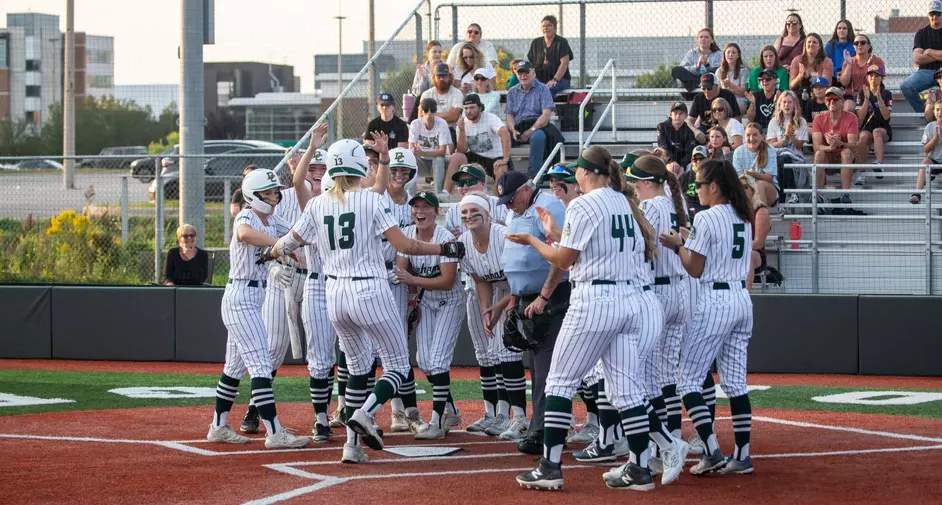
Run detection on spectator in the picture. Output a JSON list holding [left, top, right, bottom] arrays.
[[767, 90, 810, 204], [229, 164, 257, 217], [657, 101, 699, 175], [411, 41, 446, 105], [789, 33, 834, 103], [506, 58, 524, 89], [901, 2, 942, 113], [688, 73, 742, 139], [733, 122, 781, 206], [672, 28, 723, 92], [706, 125, 734, 162], [163, 224, 209, 286], [527, 15, 574, 96], [446, 23, 498, 69], [447, 93, 513, 195], [680, 145, 711, 218], [409, 98, 453, 195], [913, 101, 942, 204], [718, 43, 749, 112], [745, 69, 780, 132], [363, 93, 410, 150], [825, 20, 855, 83], [505, 61, 563, 176], [748, 45, 789, 93], [452, 43, 496, 94], [803, 76, 831, 122], [774, 13, 806, 66], [711, 97, 744, 148], [812, 86, 861, 213], [739, 175, 772, 280], [420, 63, 466, 142], [839, 34, 886, 112], [855, 63, 892, 175], [472, 68, 502, 116], [923, 70, 942, 122]]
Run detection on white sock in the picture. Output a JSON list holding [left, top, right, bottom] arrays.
[[390, 398, 405, 413]]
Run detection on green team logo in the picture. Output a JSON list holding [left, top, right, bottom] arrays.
[[419, 191, 428, 198], [314, 151, 323, 161], [266, 171, 277, 183], [688, 226, 697, 240], [562, 221, 571, 238], [395, 151, 405, 163]]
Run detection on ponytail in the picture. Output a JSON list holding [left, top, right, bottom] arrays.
[[700, 159, 754, 225], [664, 170, 689, 229], [621, 177, 658, 263]]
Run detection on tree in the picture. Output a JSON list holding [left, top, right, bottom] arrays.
[[0, 118, 43, 157], [635, 63, 678, 88]]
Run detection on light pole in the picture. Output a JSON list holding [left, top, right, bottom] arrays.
[[336, 14, 346, 138], [63, 0, 75, 189]]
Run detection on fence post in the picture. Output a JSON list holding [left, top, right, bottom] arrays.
[[415, 12, 424, 72], [926, 164, 933, 295], [579, 1, 587, 88], [451, 5, 458, 46], [704, 0, 714, 30], [840, 0, 846, 21], [610, 61, 616, 142], [810, 164, 819, 294], [224, 177, 232, 245], [154, 156, 164, 284], [120, 175, 129, 246]]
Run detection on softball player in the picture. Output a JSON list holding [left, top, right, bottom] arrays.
[[394, 191, 467, 440], [206, 169, 311, 449], [509, 146, 661, 492], [658, 158, 755, 475], [269, 138, 465, 464]]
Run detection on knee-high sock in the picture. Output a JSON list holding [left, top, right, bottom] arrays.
[[702, 372, 717, 422], [620, 405, 651, 467], [541, 395, 573, 464], [427, 372, 451, 428], [344, 373, 369, 445], [213, 374, 240, 427], [362, 370, 406, 415], [578, 382, 599, 426], [645, 400, 674, 458], [596, 380, 620, 449], [683, 391, 720, 455], [501, 360, 527, 417], [479, 366, 498, 416], [310, 376, 331, 427], [336, 354, 349, 409], [495, 368, 510, 416], [251, 377, 281, 435], [729, 394, 752, 461], [662, 384, 682, 438], [397, 368, 418, 412], [366, 360, 378, 392]]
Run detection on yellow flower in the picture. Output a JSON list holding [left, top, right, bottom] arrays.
[[57, 242, 71, 253]]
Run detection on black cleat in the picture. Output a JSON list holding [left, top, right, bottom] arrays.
[[604, 462, 655, 491], [240, 406, 260, 434], [516, 457, 564, 490], [517, 430, 543, 455], [312, 423, 332, 443]]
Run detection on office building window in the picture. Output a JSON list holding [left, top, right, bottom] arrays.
[[88, 75, 114, 88], [0, 39, 7, 68], [26, 85, 41, 97], [217, 81, 233, 107], [26, 60, 41, 71], [88, 49, 113, 65]]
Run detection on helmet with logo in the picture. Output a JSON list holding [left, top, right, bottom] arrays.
[[326, 139, 369, 179], [241, 168, 284, 214], [388, 147, 418, 185], [310, 148, 328, 166], [321, 170, 335, 193]]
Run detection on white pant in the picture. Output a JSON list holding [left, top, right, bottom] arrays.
[[645, 278, 689, 396], [465, 281, 519, 367], [415, 293, 466, 375], [301, 275, 338, 378], [221, 281, 272, 380]]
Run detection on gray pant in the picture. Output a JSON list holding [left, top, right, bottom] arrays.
[[415, 156, 446, 193], [519, 285, 569, 435]]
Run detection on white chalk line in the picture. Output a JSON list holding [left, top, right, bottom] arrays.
[[752, 416, 942, 443]]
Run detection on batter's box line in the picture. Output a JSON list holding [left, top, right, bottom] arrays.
[[753, 415, 942, 444]]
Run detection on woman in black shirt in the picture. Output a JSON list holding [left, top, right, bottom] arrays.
[[527, 14, 573, 96], [163, 224, 209, 286]]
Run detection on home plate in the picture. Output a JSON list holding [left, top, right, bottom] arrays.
[[384, 446, 464, 457]]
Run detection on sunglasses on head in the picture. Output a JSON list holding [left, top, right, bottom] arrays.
[[455, 178, 480, 187], [786, 20, 800, 25]]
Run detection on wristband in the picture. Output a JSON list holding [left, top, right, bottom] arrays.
[[673, 244, 682, 255], [379, 157, 390, 164], [539, 294, 551, 302]]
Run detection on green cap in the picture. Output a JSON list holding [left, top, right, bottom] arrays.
[[618, 153, 640, 170], [451, 164, 486, 182], [408, 190, 440, 208]]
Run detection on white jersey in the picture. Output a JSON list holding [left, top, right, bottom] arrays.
[[641, 195, 686, 279], [458, 223, 510, 293], [444, 194, 507, 234], [560, 187, 642, 283], [275, 187, 302, 225], [292, 189, 399, 279], [685, 203, 752, 283], [381, 191, 413, 265], [398, 225, 463, 303], [229, 209, 278, 281]]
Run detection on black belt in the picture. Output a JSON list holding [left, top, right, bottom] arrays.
[[385, 261, 394, 270], [654, 277, 672, 285], [308, 272, 320, 280], [228, 279, 267, 288], [326, 275, 374, 281], [573, 280, 651, 291], [296, 268, 308, 275], [712, 281, 746, 290]]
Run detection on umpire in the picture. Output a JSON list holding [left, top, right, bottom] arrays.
[[496, 171, 570, 455]]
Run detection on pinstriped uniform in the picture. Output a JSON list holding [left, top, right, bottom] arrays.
[[399, 225, 467, 374], [300, 234, 340, 378], [292, 189, 410, 377], [383, 191, 414, 332], [678, 204, 754, 399], [221, 209, 278, 380], [262, 213, 295, 370]]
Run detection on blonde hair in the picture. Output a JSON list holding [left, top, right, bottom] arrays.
[[328, 176, 362, 204], [462, 190, 492, 221], [739, 175, 766, 209], [176, 223, 197, 239]]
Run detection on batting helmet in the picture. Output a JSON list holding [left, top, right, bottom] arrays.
[[241, 168, 284, 215], [502, 307, 540, 353], [388, 147, 418, 185], [326, 139, 369, 179]]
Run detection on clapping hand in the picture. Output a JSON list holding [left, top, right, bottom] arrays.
[[368, 131, 390, 156], [505, 232, 534, 246], [535, 206, 561, 243], [311, 122, 329, 149]]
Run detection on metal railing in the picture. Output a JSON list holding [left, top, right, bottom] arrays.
[[579, 58, 615, 149]]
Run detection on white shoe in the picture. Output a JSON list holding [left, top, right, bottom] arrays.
[[602, 462, 627, 481], [498, 415, 530, 441], [483, 414, 510, 436], [687, 433, 706, 455], [348, 408, 384, 450], [265, 428, 312, 449], [648, 456, 663, 476], [329, 407, 345, 428], [660, 438, 689, 485], [390, 411, 410, 432], [465, 414, 496, 433], [207, 424, 251, 444], [786, 193, 800, 205], [406, 410, 425, 434], [443, 410, 462, 432], [854, 174, 866, 186], [341, 443, 369, 464], [566, 423, 600, 444], [613, 436, 630, 458], [414, 422, 447, 440]]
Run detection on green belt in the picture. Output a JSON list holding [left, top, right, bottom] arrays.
[[713, 281, 746, 290]]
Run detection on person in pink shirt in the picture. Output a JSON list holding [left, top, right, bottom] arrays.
[[812, 86, 861, 214], [789, 34, 833, 101]]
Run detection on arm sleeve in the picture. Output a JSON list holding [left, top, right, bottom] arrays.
[[488, 113, 504, 135], [538, 198, 568, 238], [684, 212, 712, 257], [408, 120, 419, 144], [776, 68, 790, 91], [438, 119, 452, 146], [505, 89, 518, 118], [732, 146, 746, 173], [707, 50, 722, 71], [767, 119, 781, 140], [558, 200, 597, 252]]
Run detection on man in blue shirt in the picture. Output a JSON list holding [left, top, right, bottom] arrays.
[[496, 171, 569, 454], [506, 61, 559, 176]]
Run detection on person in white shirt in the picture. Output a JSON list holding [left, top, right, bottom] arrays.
[[472, 68, 502, 117], [444, 93, 513, 197], [409, 98, 453, 194], [452, 43, 497, 94], [420, 63, 466, 142], [446, 22, 499, 69]]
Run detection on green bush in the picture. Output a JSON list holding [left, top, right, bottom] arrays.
[[635, 63, 678, 89]]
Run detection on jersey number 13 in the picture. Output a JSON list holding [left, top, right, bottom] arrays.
[[324, 213, 356, 250]]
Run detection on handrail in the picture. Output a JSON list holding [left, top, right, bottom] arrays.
[[579, 58, 615, 149], [532, 142, 565, 185]]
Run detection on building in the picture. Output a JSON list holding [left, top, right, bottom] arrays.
[[227, 92, 321, 145], [115, 84, 180, 119]]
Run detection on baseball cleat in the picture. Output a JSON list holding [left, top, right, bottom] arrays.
[[516, 457, 564, 491], [603, 463, 627, 482], [518, 430, 543, 455], [573, 440, 617, 464], [687, 433, 706, 455], [414, 422, 446, 440], [312, 423, 332, 443], [443, 410, 463, 432], [240, 407, 260, 434], [265, 429, 312, 449], [406, 410, 424, 434], [341, 442, 369, 464], [329, 407, 346, 428], [390, 411, 411, 432], [566, 423, 600, 445], [660, 438, 689, 485], [207, 424, 251, 444], [603, 462, 655, 491], [465, 414, 496, 433], [648, 456, 663, 476], [498, 414, 530, 441], [690, 449, 728, 475], [348, 408, 384, 451], [484, 414, 510, 436], [613, 436, 630, 458], [718, 456, 754, 475]]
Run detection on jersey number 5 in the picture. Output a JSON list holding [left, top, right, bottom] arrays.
[[732, 223, 745, 259], [610, 214, 635, 252], [324, 212, 356, 250]]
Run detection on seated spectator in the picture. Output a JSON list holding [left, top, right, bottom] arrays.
[[748, 45, 789, 93], [420, 64, 466, 143], [740, 174, 772, 287], [824, 20, 855, 83], [163, 224, 209, 286], [855, 63, 892, 177], [775, 13, 806, 66], [363, 93, 410, 150], [688, 73, 742, 139], [680, 145, 711, 218], [507, 58, 525, 89], [706, 126, 734, 162], [803, 76, 830, 122], [527, 15, 574, 96], [901, 3, 942, 113], [718, 43, 749, 112], [812, 86, 861, 212], [447, 93, 513, 195], [789, 33, 833, 104], [672, 28, 723, 92], [447, 23, 498, 69], [767, 90, 810, 204], [409, 98, 453, 194], [733, 122, 781, 206], [838, 34, 885, 112], [746, 69, 780, 131], [229, 164, 257, 217], [711, 97, 744, 148], [657, 101, 699, 175], [505, 61, 563, 176], [913, 101, 942, 204], [924, 69, 942, 122], [452, 43, 496, 94], [472, 68, 502, 116], [411, 41, 446, 119]]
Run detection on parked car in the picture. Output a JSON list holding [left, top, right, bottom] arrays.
[[132, 140, 282, 183], [79, 146, 148, 169], [9, 159, 64, 171], [149, 145, 287, 201]]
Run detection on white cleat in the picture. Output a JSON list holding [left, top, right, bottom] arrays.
[[483, 414, 510, 436], [613, 436, 630, 458], [340, 443, 369, 464], [406, 410, 425, 434], [390, 411, 411, 432], [207, 424, 251, 444], [603, 462, 628, 482], [329, 407, 345, 428], [465, 414, 496, 433], [443, 410, 463, 432], [566, 423, 600, 444], [498, 415, 530, 441], [264, 429, 312, 449], [348, 408, 384, 450], [688, 433, 706, 455], [660, 438, 689, 485], [414, 422, 447, 440]]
